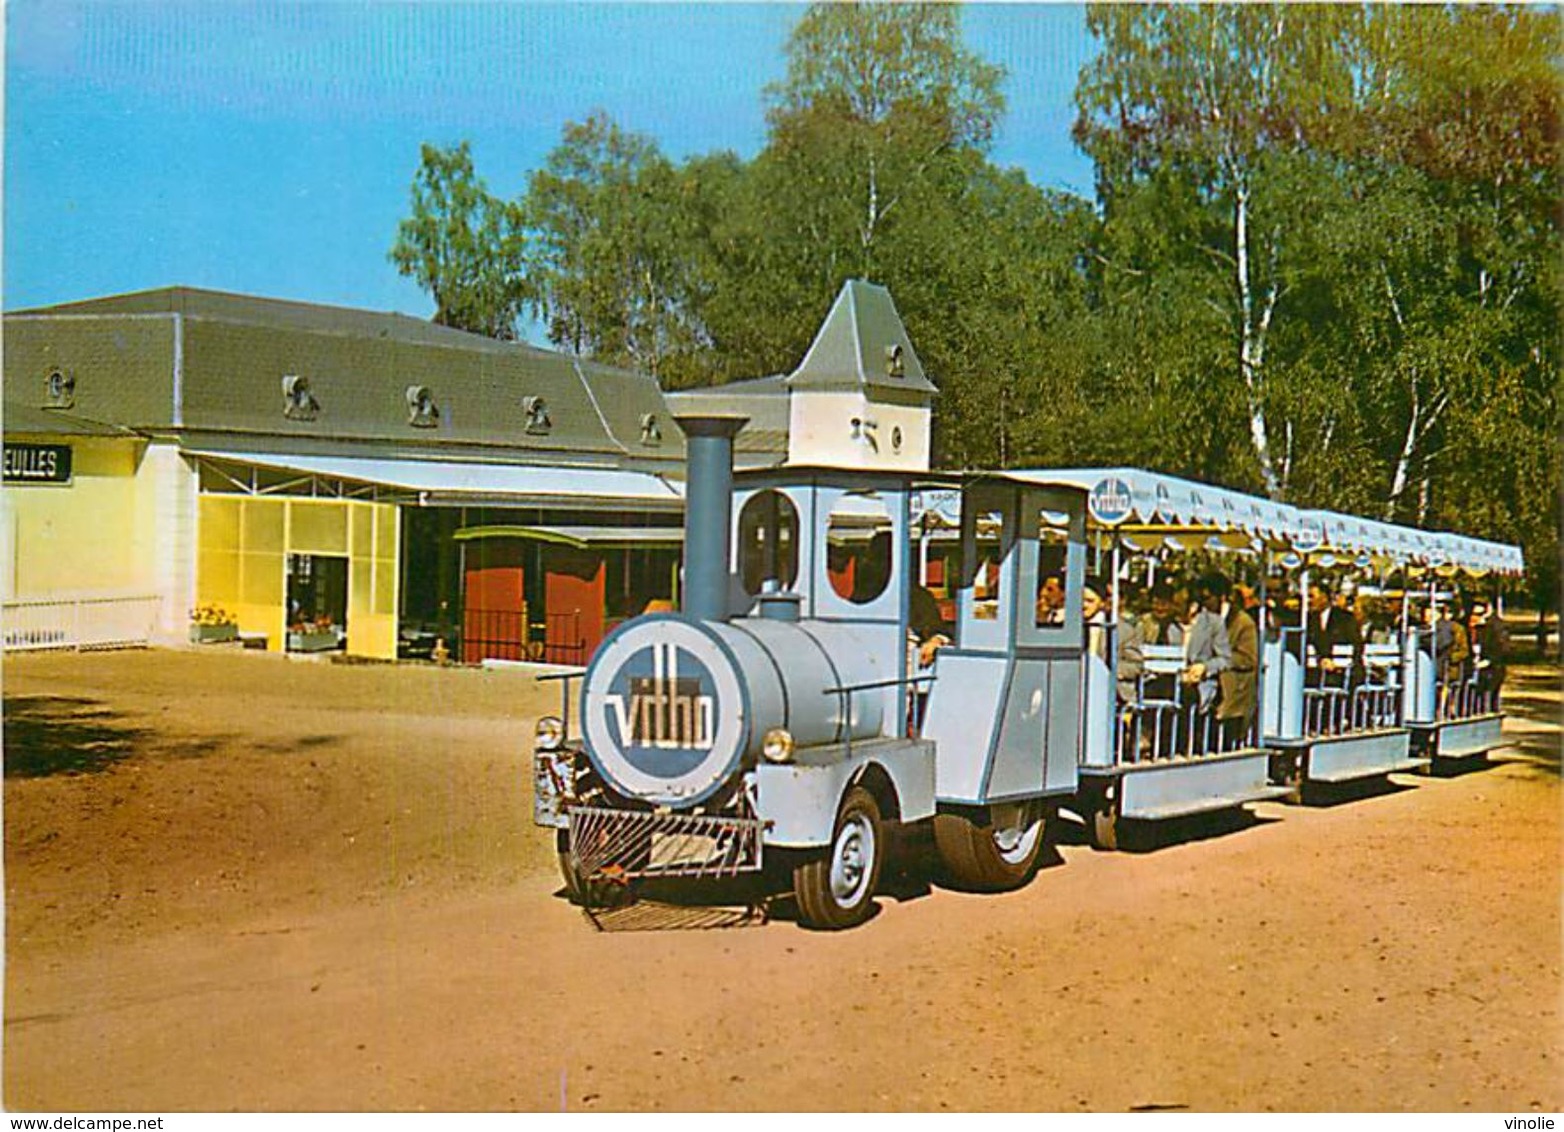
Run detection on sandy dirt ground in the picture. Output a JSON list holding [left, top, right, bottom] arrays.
[[3, 648, 1559, 1113]]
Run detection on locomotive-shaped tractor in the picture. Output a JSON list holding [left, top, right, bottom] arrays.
[[533, 415, 1085, 928]]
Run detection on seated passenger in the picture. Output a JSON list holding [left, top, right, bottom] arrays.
[[1433, 601, 1470, 685], [1099, 586, 1146, 706], [1035, 573, 1066, 626], [1306, 581, 1363, 688], [1138, 580, 1184, 648], [1182, 574, 1233, 716]]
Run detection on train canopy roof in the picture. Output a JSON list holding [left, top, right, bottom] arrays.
[[989, 467, 1524, 578]]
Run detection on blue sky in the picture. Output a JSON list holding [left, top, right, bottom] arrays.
[[5, 2, 1097, 338]]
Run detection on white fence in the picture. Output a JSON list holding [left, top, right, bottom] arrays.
[[2, 593, 163, 652]]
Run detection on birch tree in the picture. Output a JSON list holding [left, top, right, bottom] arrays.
[[1074, 5, 1352, 499], [764, 2, 1004, 279], [389, 142, 529, 340], [522, 113, 716, 378]]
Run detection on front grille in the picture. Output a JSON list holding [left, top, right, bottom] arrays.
[[566, 805, 764, 884]]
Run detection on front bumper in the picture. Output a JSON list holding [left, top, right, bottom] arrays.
[[566, 804, 765, 881]]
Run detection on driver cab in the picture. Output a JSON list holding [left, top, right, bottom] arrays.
[[920, 476, 1088, 805]]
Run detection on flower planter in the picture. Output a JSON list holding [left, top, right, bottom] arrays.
[[288, 629, 339, 653], [189, 622, 238, 644]]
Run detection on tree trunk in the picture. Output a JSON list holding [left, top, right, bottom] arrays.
[[1234, 178, 1280, 498], [1386, 384, 1420, 521]]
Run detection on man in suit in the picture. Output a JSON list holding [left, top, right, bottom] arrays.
[[1181, 575, 1233, 753], [1217, 579, 1260, 748], [1306, 581, 1364, 689]]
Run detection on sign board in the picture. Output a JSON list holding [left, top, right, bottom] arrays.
[[1088, 477, 1135, 527], [3, 443, 72, 485]]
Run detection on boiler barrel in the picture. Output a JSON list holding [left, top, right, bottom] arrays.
[[579, 614, 886, 808]]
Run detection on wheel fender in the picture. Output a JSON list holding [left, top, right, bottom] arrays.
[[757, 739, 937, 848], [849, 761, 901, 822], [756, 758, 856, 848]]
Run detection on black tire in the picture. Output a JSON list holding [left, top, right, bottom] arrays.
[[1091, 805, 1120, 851], [792, 786, 883, 930], [1084, 784, 1120, 851], [933, 800, 1046, 892], [556, 829, 587, 904], [556, 828, 632, 908]]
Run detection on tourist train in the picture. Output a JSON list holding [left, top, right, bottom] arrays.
[[532, 415, 1524, 929]]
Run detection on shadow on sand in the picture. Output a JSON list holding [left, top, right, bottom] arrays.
[[1490, 666, 1561, 778], [2, 695, 150, 778]]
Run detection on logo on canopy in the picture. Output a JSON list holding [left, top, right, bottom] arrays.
[[1089, 477, 1135, 527], [1292, 518, 1324, 555]]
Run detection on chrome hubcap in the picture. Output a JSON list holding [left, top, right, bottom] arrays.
[[991, 802, 1042, 866], [829, 813, 875, 905]]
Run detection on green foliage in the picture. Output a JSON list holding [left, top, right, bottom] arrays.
[[522, 113, 724, 382], [389, 142, 528, 339]]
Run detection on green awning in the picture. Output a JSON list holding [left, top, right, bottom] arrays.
[[453, 525, 683, 550]]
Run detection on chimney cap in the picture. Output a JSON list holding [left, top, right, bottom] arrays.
[[674, 414, 749, 439]]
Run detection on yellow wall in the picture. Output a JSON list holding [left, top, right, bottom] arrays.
[[5, 437, 147, 596], [196, 495, 400, 659]]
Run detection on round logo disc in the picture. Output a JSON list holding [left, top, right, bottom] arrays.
[[1089, 477, 1135, 527], [582, 618, 747, 807]]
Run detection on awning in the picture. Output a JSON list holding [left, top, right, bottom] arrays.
[[187, 450, 684, 511], [1296, 509, 1525, 576], [453, 524, 683, 549], [1008, 467, 1303, 540], [983, 467, 1524, 577]]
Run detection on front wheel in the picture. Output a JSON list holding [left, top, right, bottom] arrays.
[[556, 828, 632, 909], [792, 786, 883, 930], [934, 800, 1046, 892]]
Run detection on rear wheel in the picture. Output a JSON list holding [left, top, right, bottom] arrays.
[[792, 786, 883, 930], [1084, 783, 1121, 851], [934, 800, 1046, 892]]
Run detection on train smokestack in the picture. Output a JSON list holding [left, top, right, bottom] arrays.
[[675, 415, 748, 623]]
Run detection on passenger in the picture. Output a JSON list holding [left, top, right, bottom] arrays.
[[1081, 580, 1106, 642], [1181, 575, 1233, 738], [1132, 580, 1185, 750], [910, 582, 952, 669], [1357, 594, 1395, 646], [1139, 580, 1185, 647], [1035, 573, 1066, 626], [1335, 578, 1358, 614], [1306, 581, 1363, 688], [1216, 576, 1259, 749], [1469, 599, 1509, 708], [1434, 601, 1470, 686], [906, 582, 950, 731]]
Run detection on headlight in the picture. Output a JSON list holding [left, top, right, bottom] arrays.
[[535, 716, 565, 751], [762, 727, 795, 764]]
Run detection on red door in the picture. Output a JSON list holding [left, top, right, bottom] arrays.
[[544, 549, 605, 665], [463, 542, 527, 663]]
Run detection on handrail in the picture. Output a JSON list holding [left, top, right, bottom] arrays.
[[821, 674, 935, 696]]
